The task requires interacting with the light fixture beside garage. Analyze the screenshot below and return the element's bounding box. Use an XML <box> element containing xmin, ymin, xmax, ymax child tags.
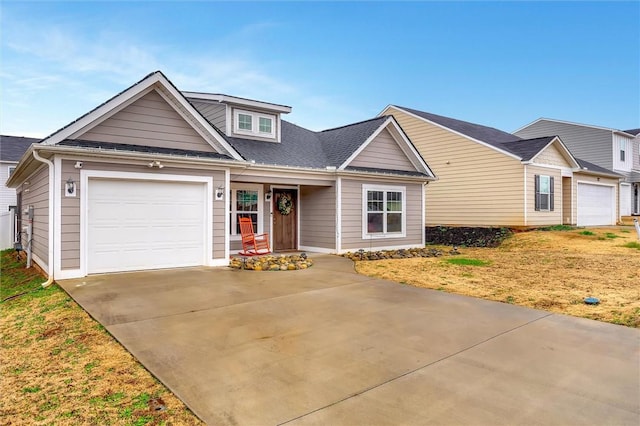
<box><xmin>147</xmin><ymin>160</ymin><xmax>164</xmax><ymax>169</ymax></box>
<box><xmin>65</xmin><ymin>178</ymin><xmax>77</xmax><ymax>197</ymax></box>
<box><xmin>215</xmin><ymin>186</ymin><xmax>225</xmax><ymax>201</ymax></box>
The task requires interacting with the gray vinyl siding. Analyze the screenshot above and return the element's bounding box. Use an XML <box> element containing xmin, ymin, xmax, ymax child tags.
<box><xmin>1</xmin><ymin>162</ymin><xmax>18</xmax><ymax>212</ymax></box>
<box><xmin>340</xmin><ymin>179</ymin><xmax>422</xmax><ymax>250</ymax></box>
<box><xmin>60</xmin><ymin>159</ymin><xmax>226</xmax><ymax>270</ymax></box>
<box><xmin>190</xmin><ymin>101</ymin><xmax>226</xmax><ymax>132</ymax></box>
<box><xmin>632</xmin><ymin>139</ymin><xmax>640</xmax><ymax>171</ymax></box>
<box><xmin>79</xmin><ymin>90</ymin><xmax>217</xmax><ymax>153</ymax></box>
<box><xmin>349</xmin><ymin>128</ymin><xmax>415</xmax><ymax>171</ymax></box>
<box><xmin>515</xmin><ymin>121</ymin><xmax>613</xmax><ymax>170</ymax></box>
<box><xmin>19</xmin><ymin>165</ymin><xmax>49</xmax><ymax>270</ymax></box>
<box><xmin>300</xmin><ymin>185</ymin><xmax>336</xmax><ymax>249</ymax></box>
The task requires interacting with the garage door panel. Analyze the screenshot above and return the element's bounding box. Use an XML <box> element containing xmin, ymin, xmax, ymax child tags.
<box><xmin>577</xmin><ymin>183</ymin><xmax>615</xmax><ymax>226</ymax></box>
<box><xmin>88</xmin><ymin>179</ymin><xmax>207</xmax><ymax>273</ymax></box>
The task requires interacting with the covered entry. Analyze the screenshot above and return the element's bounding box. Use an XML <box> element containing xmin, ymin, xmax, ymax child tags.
<box><xmin>86</xmin><ymin>177</ymin><xmax>209</xmax><ymax>273</ymax></box>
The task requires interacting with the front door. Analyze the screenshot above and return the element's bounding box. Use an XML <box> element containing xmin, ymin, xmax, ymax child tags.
<box><xmin>273</xmin><ymin>188</ymin><xmax>297</xmax><ymax>251</ymax></box>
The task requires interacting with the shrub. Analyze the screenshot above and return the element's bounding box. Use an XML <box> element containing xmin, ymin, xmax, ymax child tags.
<box><xmin>425</xmin><ymin>226</ymin><xmax>511</xmax><ymax>247</ymax></box>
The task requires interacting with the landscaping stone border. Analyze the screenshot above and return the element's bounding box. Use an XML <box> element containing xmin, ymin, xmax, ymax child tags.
<box><xmin>425</xmin><ymin>226</ymin><xmax>512</xmax><ymax>247</ymax></box>
<box><xmin>229</xmin><ymin>254</ymin><xmax>313</xmax><ymax>271</ymax></box>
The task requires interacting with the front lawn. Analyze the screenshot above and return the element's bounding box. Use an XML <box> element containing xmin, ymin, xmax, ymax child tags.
<box><xmin>0</xmin><ymin>250</ymin><xmax>202</xmax><ymax>425</ymax></box>
<box><xmin>355</xmin><ymin>227</ymin><xmax>640</xmax><ymax>327</ymax></box>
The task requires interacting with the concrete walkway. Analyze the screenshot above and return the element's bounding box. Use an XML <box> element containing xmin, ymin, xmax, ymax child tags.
<box><xmin>58</xmin><ymin>255</ymin><xmax>640</xmax><ymax>425</ymax></box>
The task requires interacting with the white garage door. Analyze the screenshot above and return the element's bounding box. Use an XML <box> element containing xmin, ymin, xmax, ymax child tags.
<box><xmin>88</xmin><ymin>179</ymin><xmax>207</xmax><ymax>274</ymax></box>
<box><xmin>577</xmin><ymin>183</ymin><xmax>615</xmax><ymax>226</ymax></box>
<box><xmin>620</xmin><ymin>183</ymin><xmax>632</xmax><ymax>217</ymax></box>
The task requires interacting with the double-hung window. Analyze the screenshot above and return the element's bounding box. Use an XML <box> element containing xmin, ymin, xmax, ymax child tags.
<box><xmin>233</xmin><ymin>109</ymin><xmax>276</xmax><ymax>138</ymax></box>
<box><xmin>8</xmin><ymin>166</ymin><xmax>16</xmax><ymax>177</ymax></box>
<box><xmin>534</xmin><ymin>175</ymin><xmax>554</xmax><ymax>211</ymax></box>
<box><xmin>363</xmin><ymin>184</ymin><xmax>406</xmax><ymax>238</ymax></box>
<box><xmin>620</xmin><ymin>140</ymin><xmax>626</xmax><ymax>162</ymax></box>
<box><xmin>229</xmin><ymin>184</ymin><xmax>262</xmax><ymax>238</ymax></box>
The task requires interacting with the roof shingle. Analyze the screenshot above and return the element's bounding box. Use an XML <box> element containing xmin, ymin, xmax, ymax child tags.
<box><xmin>0</xmin><ymin>135</ymin><xmax>40</xmax><ymax>162</ymax></box>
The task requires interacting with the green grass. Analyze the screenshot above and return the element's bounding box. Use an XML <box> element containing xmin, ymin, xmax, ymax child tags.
<box><xmin>622</xmin><ymin>241</ymin><xmax>640</xmax><ymax>250</ymax></box>
<box><xmin>579</xmin><ymin>230</ymin><xmax>595</xmax><ymax>236</ymax></box>
<box><xmin>539</xmin><ymin>224</ymin><xmax>574</xmax><ymax>231</ymax></box>
<box><xmin>0</xmin><ymin>249</ymin><xmax>46</xmax><ymax>301</ymax></box>
<box><xmin>445</xmin><ymin>257</ymin><xmax>491</xmax><ymax>267</ymax></box>
<box><xmin>605</xmin><ymin>233</ymin><xmax>621</xmax><ymax>239</ymax></box>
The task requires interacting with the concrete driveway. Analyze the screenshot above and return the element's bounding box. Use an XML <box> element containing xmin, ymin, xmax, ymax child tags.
<box><xmin>58</xmin><ymin>255</ymin><xmax>639</xmax><ymax>425</ymax></box>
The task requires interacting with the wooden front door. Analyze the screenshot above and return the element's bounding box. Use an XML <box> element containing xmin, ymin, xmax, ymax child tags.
<box><xmin>273</xmin><ymin>188</ymin><xmax>297</xmax><ymax>251</ymax></box>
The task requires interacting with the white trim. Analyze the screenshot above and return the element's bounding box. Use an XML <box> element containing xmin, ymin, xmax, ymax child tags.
<box><xmin>182</xmin><ymin>92</ymin><xmax>292</xmax><ymax>113</ymax></box>
<box><xmin>232</xmin><ymin>108</ymin><xmax>277</xmax><ymax>139</ymax></box>
<box><xmin>527</xmin><ymin>136</ymin><xmax>580</xmax><ymax>169</ymax></box>
<box><xmin>524</xmin><ymin>166</ymin><xmax>528</xmax><ymax>226</ymax></box>
<box><xmin>55</xmin><ymin>269</ymin><xmax>83</xmax><ymax>280</ymax></box>
<box><xmin>53</xmin><ymin>156</ymin><xmax>62</xmax><ymax>276</ymax></box>
<box><xmin>80</xmin><ymin>170</ymin><xmax>214</xmax><ymax>275</ymax></box>
<box><xmin>224</xmin><ymin>168</ymin><xmax>230</xmax><ymax>261</ymax></box>
<box><xmin>576</xmin><ymin>180</ymin><xmax>617</xmax><ymax>226</ymax></box>
<box><xmin>339</xmin><ymin>117</ymin><xmax>435</xmax><ymax>178</ymax></box>
<box><xmin>339</xmin><ymin>119</ymin><xmax>389</xmax><ymax>170</ymax></box>
<box><xmin>336</xmin><ymin>177</ymin><xmax>342</xmax><ymax>253</ymax></box>
<box><xmin>229</xmin><ymin>183</ymin><xmax>264</xmax><ymax>240</ymax></box>
<box><xmin>514</xmin><ymin>117</ymin><xmax>636</xmax><ymax>137</ymax></box>
<box><xmin>31</xmin><ymin>252</ymin><xmax>49</xmax><ymax>274</ymax></box>
<box><xmin>298</xmin><ymin>245</ymin><xmax>335</xmax><ymax>254</ymax></box>
<box><xmin>336</xmin><ymin>243</ymin><xmax>418</xmax><ymax>255</ymax></box>
<box><xmin>362</xmin><ymin>183</ymin><xmax>407</xmax><ymax>239</ymax></box>
<box><xmin>7</xmin><ymin>165</ymin><xmax>16</xmax><ymax>177</ymax></box>
<box><xmin>524</xmin><ymin>162</ymin><xmax>574</xmax><ymax>175</ymax></box>
<box><xmin>421</xmin><ymin>183</ymin><xmax>426</xmax><ymax>247</ymax></box>
<box><xmin>210</xmin><ymin>258</ymin><xmax>230</xmax><ymax>267</ymax></box>
<box><xmin>380</xmin><ymin>105</ymin><xmax>522</xmax><ymax>161</ymax></box>
<box><xmin>40</xmin><ymin>72</ymin><xmax>244</xmax><ymax>161</ymax></box>
<box><xmin>225</xmin><ymin>105</ymin><xmax>232</xmax><ymax>136</ymax></box>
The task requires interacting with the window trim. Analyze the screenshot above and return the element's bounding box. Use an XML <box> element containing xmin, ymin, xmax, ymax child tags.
<box><xmin>362</xmin><ymin>184</ymin><xmax>406</xmax><ymax>239</ymax></box>
<box><xmin>229</xmin><ymin>183</ymin><xmax>263</xmax><ymax>240</ymax></box>
<box><xmin>620</xmin><ymin>139</ymin><xmax>626</xmax><ymax>162</ymax></box>
<box><xmin>233</xmin><ymin>108</ymin><xmax>276</xmax><ymax>138</ymax></box>
<box><xmin>8</xmin><ymin>166</ymin><xmax>16</xmax><ymax>178</ymax></box>
<box><xmin>534</xmin><ymin>174</ymin><xmax>554</xmax><ymax>212</ymax></box>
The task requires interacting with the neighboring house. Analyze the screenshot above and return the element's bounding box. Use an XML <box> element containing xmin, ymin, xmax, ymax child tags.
<box><xmin>1</xmin><ymin>135</ymin><xmax>40</xmax><ymax>249</ymax></box>
<box><xmin>515</xmin><ymin>119</ymin><xmax>640</xmax><ymax>217</ymax></box>
<box><xmin>379</xmin><ymin>106</ymin><xmax>621</xmax><ymax>227</ymax></box>
<box><xmin>6</xmin><ymin>71</ymin><xmax>435</xmax><ymax>279</ymax></box>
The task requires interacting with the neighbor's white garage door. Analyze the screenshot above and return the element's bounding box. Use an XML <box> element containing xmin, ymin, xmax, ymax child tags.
<box><xmin>620</xmin><ymin>183</ymin><xmax>632</xmax><ymax>217</ymax></box>
<box><xmin>577</xmin><ymin>183</ymin><xmax>615</xmax><ymax>226</ymax></box>
<box><xmin>88</xmin><ymin>179</ymin><xmax>207</xmax><ymax>274</ymax></box>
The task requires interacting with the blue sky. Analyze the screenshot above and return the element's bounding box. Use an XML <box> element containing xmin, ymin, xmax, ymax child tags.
<box><xmin>1</xmin><ymin>1</ymin><xmax>639</xmax><ymax>138</ymax></box>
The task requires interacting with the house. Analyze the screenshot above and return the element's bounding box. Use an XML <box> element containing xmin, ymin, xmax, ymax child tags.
<box><xmin>1</xmin><ymin>135</ymin><xmax>40</xmax><ymax>248</ymax></box>
<box><xmin>515</xmin><ymin>119</ymin><xmax>640</xmax><ymax>217</ymax></box>
<box><xmin>6</xmin><ymin>71</ymin><xmax>435</xmax><ymax>280</ymax></box>
<box><xmin>379</xmin><ymin>106</ymin><xmax>621</xmax><ymax>227</ymax></box>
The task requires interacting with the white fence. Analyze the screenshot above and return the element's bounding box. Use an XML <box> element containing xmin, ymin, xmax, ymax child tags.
<box><xmin>0</xmin><ymin>210</ymin><xmax>16</xmax><ymax>250</ymax></box>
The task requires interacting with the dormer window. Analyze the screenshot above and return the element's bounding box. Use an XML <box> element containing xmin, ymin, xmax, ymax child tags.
<box><xmin>234</xmin><ymin>108</ymin><xmax>276</xmax><ymax>138</ymax></box>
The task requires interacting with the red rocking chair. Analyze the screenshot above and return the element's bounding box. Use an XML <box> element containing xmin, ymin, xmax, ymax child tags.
<box><xmin>238</xmin><ymin>217</ymin><xmax>271</xmax><ymax>256</ymax></box>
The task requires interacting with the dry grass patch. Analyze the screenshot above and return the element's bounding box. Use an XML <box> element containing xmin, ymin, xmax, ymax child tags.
<box><xmin>0</xmin><ymin>250</ymin><xmax>202</xmax><ymax>425</ymax></box>
<box><xmin>356</xmin><ymin>227</ymin><xmax>640</xmax><ymax>327</ymax></box>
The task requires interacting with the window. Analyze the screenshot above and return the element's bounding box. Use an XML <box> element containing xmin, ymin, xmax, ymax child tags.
<box><xmin>534</xmin><ymin>175</ymin><xmax>554</xmax><ymax>211</ymax></box>
<box><xmin>259</xmin><ymin>117</ymin><xmax>272</xmax><ymax>134</ymax></box>
<box><xmin>233</xmin><ymin>109</ymin><xmax>276</xmax><ymax>138</ymax></box>
<box><xmin>620</xmin><ymin>140</ymin><xmax>626</xmax><ymax>162</ymax></box>
<box><xmin>238</xmin><ymin>113</ymin><xmax>252</xmax><ymax>131</ymax></box>
<box><xmin>8</xmin><ymin>166</ymin><xmax>16</xmax><ymax>177</ymax></box>
<box><xmin>363</xmin><ymin>184</ymin><xmax>406</xmax><ymax>238</ymax></box>
<box><xmin>229</xmin><ymin>185</ymin><xmax>263</xmax><ymax>238</ymax></box>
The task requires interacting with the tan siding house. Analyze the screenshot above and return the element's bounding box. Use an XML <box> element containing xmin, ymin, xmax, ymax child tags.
<box><xmin>7</xmin><ymin>71</ymin><xmax>435</xmax><ymax>280</ymax></box>
<box><xmin>380</xmin><ymin>106</ymin><xmax>620</xmax><ymax>227</ymax></box>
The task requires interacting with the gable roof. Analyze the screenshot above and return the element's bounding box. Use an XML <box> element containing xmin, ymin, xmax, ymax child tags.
<box><xmin>220</xmin><ymin>115</ymin><xmax>434</xmax><ymax>177</ymax></box>
<box><xmin>575</xmin><ymin>158</ymin><xmax>621</xmax><ymax>177</ymax></box>
<box><xmin>384</xmin><ymin>105</ymin><xmax>581</xmax><ymax>165</ymax></box>
<box><xmin>38</xmin><ymin>71</ymin><xmax>244</xmax><ymax>161</ymax></box>
<box><xmin>0</xmin><ymin>135</ymin><xmax>41</xmax><ymax>162</ymax></box>
<box><xmin>515</xmin><ymin>118</ymin><xmax>638</xmax><ymax>138</ymax></box>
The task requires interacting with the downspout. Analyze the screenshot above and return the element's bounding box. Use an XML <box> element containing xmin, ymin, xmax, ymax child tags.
<box><xmin>31</xmin><ymin>150</ymin><xmax>55</xmax><ymax>288</ymax></box>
